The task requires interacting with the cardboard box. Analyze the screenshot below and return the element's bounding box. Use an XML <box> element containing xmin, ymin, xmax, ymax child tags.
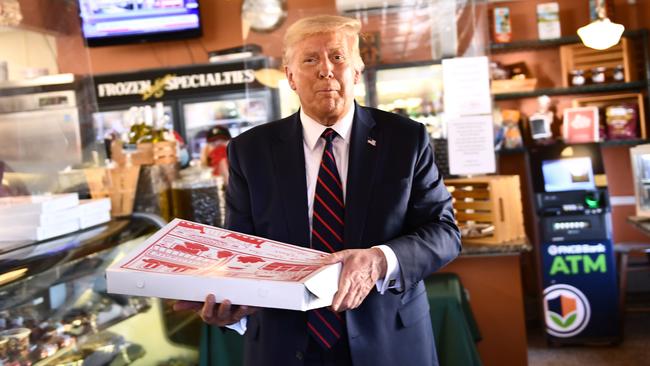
<box><xmin>0</xmin><ymin>193</ymin><xmax>79</xmax><ymax>216</ymax></box>
<box><xmin>0</xmin><ymin>219</ymin><xmax>80</xmax><ymax>242</ymax></box>
<box><xmin>106</xmin><ymin>219</ymin><xmax>341</xmax><ymax>311</ymax></box>
<box><xmin>0</xmin><ymin>194</ymin><xmax>82</xmax><ymax>242</ymax></box>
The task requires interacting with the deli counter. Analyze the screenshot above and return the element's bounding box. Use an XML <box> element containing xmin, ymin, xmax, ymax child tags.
<box><xmin>0</xmin><ymin>216</ymin><xmax>200</xmax><ymax>365</ymax></box>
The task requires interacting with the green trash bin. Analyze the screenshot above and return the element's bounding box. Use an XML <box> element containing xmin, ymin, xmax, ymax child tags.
<box><xmin>425</xmin><ymin>273</ymin><xmax>482</xmax><ymax>366</ymax></box>
<box><xmin>200</xmin><ymin>324</ymin><xmax>244</xmax><ymax>366</ymax></box>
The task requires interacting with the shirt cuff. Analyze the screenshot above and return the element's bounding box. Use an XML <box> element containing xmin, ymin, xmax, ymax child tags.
<box><xmin>224</xmin><ymin>316</ymin><xmax>248</xmax><ymax>335</ymax></box>
<box><xmin>373</xmin><ymin>245</ymin><xmax>403</xmax><ymax>294</ymax></box>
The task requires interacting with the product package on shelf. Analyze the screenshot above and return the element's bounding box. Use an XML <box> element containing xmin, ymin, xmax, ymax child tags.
<box><xmin>492</xmin><ymin>7</ymin><xmax>512</xmax><ymax>43</ymax></box>
<box><xmin>536</xmin><ymin>2</ymin><xmax>561</xmax><ymax>40</ymax></box>
<box><xmin>0</xmin><ymin>194</ymin><xmax>82</xmax><ymax>242</ymax></box>
<box><xmin>563</xmin><ymin>106</ymin><xmax>600</xmax><ymax>143</ymax></box>
<box><xmin>106</xmin><ymin>219</ymin><xmax>341</xmax><ymax>311</ymax></box>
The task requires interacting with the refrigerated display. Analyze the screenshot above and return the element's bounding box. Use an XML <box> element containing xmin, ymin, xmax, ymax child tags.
<box><xmin>181</xmin><ymin>90</ymin><xmax>274</xmax><ymax>158</ymax></box>
<box><xmin>630</xmin><ymin>144</ymin><xmax>650</xmax><ymax>217</ymax></box>
<box><xmin>92</xmin><ymin>103</ymin><xmax>175</xmax><ymax>146</ymax></box>
<box><xmin>371</xmin><ymin>63</ymin><xmax>445</xmax><ymax>138</ymax></box>
<box><xmin>365</xmin><ymin>62</ymin><xmax>452</xmax><ymax>177</ymax></box>
<box><xmin>0</xmin><ymin>217</ymin><xmax>200</xmax><ymax>365</ymax></box>
<box><xmin>91</xmin><ymin>56</ymin><xmax>281</xmax><ymax>160</ymax></box>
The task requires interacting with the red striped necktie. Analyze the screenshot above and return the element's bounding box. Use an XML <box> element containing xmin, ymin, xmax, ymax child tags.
<box><xmin>308</xmin><ymin>128</ymin><xmax>345</xmax><ymax>349</ymax></box>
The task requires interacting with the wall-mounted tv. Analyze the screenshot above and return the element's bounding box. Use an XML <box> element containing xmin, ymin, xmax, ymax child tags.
<box><xmin>78</xmin><ymin>0</ymin><xmax>202</xmax><ymax>47</ymax></box>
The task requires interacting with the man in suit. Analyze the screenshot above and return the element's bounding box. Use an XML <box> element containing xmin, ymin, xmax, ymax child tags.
<box><xmin>176</xmin><ymin>15</ymin><xmax>461</xmax><ymax>366</ymax></box>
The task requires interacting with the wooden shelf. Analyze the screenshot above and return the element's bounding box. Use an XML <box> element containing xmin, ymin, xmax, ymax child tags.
<box><xmin>600</xmin><ymin>138</ymin><xmax>647</xmax><ymax>147</ymax></box>
<box><xmin>493</xmin><ymin>81</ymin><xmax>647</xmax><ymax>100</ymax></box>
<box><xmin>489</xmin><ymin>29</ymin><xmax>648</xmax><ymax>53</ymax></box>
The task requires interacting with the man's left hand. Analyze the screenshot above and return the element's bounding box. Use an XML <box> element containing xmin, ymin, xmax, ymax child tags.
<box><xmin>321</xmin><ymin>248</ymin><xmax>387</xmax><ymax>312</ymax></box>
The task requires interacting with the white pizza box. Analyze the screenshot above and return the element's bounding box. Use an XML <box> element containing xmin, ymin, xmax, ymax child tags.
<box><xmin>0</xmin><ymin>193</ymin><xmax>79</xmax><ymax>216</ymax></box>
<box><xmin>106</xmin><ymin>218</ymin><xmax>341</xmax><ymax>311</ymax></box>
<box><xmin>0</xmin><ymin>218</ymin><xmax>80</xmax><ymax>242</ymax></box>
<box><xmin>79</xmin><ymin>198</ymin><xmax>111</xmax><ymax>216</ymax></box>
<box><xmin>79</xmin><ymin>210</ymin><xmax>111</xmax><ymax>229</ymax></box>
<box><xmin>0</xmin><ymin>205</ymin><xmax>81</xmax><ymax>227</ymax></box>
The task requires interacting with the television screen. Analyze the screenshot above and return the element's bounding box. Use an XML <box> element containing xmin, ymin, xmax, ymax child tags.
<box><xmin>542</xmin><ymin>157</ymin><xmax>596</xmax><ymax>192</ymax></box>
<box><xmin>78</xmin><ymin>0</ymin><xmax>202</xmax><ymax>47</ymax></box>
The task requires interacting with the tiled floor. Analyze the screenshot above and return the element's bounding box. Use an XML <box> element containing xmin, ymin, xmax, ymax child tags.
<box><xmin>528</xmin><ymin>312</ymin><xmax>650</xmax><ymax>366</ymax></box>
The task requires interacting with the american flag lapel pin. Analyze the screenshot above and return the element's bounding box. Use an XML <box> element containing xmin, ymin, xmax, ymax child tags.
<box><xmin>367</xmin><ymin>138</ymin><xmax>376</xmax><ymax>146</ymax></box>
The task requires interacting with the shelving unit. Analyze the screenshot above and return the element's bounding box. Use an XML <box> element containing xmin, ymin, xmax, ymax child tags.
<box><xmin>489</xmin><ymin>29</ymin><xmax>648</xmax><ymax>53</ymax></box>
<box><xmin>490</xmin><ymin>28</ymin><xmax>650</xmax><ymax>141</ymax></box>
<box><xmin>494</xmin><ymin>81</ymin><xmax>647</xmax><ymax>100</ymax></box>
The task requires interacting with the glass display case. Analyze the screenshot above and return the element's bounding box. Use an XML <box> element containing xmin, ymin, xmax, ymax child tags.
<box><xmin>372</xmin><ymin>63</ymin><xmax>445</xmax><ymax>138</ymax></box>
<box><xmin>630</xmin><ymin>144</ymin><xmax>650</xmax><ymax>217</ymax></box>
<box><xmin>0</xmin><ymin>217</ymin><xmax>200</xmax><ymax>366</ymax></box>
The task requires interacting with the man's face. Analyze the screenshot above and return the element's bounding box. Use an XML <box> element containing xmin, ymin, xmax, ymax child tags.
<box><xmin>285</xmin><ymin>32</ymin><xmax>361</xmax><ymax>126</ymax></box>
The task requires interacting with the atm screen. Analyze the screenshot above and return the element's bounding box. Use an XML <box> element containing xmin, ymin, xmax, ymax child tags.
<box><xmin>542</xmin><ymin>157</ymin><xmax>596</xmax><ymax>192</ymax></box>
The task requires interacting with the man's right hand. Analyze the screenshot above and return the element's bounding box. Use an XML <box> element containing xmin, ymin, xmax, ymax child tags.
<box><xmin>173</xmin><ymin>294</ymin><xmax>258</xmax><ymax>326</ymax></box>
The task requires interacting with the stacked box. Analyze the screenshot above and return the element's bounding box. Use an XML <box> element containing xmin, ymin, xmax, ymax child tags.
<box><xmin>446</xmin><ymin>175</ymin><xmax>525</xmax><ymax>245</ymax></box>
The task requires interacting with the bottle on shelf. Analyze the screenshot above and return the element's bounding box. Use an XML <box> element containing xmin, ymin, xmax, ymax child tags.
<box><xmin>136</xmin><ymin>105</ymin><xmax>154</xmax><ymax>144</ymax></box>
<box><xmin>152</xmin><ymin>102</ymin><xmax>165</xmax><ymax>143</ymax></box>
<box><xmin>126</xmin><ymin>106</ymin><xmax>140</xmax><ymax>144</ymax></box>
<box><xmin>528</xmin><ymin>95</ymin><xmax>554</xmax><ymax>141</ymax></box>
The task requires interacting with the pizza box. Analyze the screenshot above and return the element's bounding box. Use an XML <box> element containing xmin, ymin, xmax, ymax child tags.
<box><xmin>106</xmin><ymin>219</ymin><xmax>341</xmax><ymax>311</ymax></box>
<box><xmin>0</xmin><ymin>218</ymin><xmax>80</xmax><ymax>242</ymax></box>
<box><xmin>0</xmin><ymin>205</ymin><xmax>81</xmax><ymax>227</ymax></box>
<box><xmin>79</xmin><ymin>198</ymin><xmax>111</xmax><ymax>215</ymax></box>
<box><xmin>0</xmin><ymin>193</ymin><xmax>79</xmax><ymax>216</ymax></box>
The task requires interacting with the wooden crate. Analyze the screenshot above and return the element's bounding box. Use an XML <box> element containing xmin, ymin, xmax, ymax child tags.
<box><xmin>572</xmin><ymin>93</ymin><xmax>646</xmax><ymax>139</ymax></box>
<box><xmin>111</xmin><ymin>141</ymin><xmax>177</xmax><ymax>166</ymax></box>
<box><xmin>560</xmin><ymin>37</ymin><xmax>637</xmax><ymax>87</ymax></box>
<box><xmin>446</xmin><ymin>175</ymin><xmax>525</xmax><ymax>245</ymax></box>
<box><xmin>491</xmin><ymin>78</ymin><xmax>538</xmax><ymax>94</ymax></box>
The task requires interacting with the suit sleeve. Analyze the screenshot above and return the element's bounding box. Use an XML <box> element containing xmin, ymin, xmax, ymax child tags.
<box><xmin>384</xmin><ymin>124</ymin><xmax>461</xmax><ymax>292</ymax></box>
<box><xmin>225</xmin><ymin>139</ymin><xmax>254</xmax><ymax>234</ymax></box>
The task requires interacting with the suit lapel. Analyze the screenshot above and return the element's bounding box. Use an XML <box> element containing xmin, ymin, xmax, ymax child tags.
<box><xmin>345</xmin><ymin>105</ymin><xmax>379</xmax><ymax>248</ymax></box>
<box><xmin>271</xmin><ymin>113</ymin><xmax>311</xmax><ymax>247</ymax></box>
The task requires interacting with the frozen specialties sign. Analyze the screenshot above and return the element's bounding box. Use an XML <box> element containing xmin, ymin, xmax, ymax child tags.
<box><xmin>97</xmin><ymin>70</ymin><xmax>256</xmax><ymax>100</ymax></box>
<box><xmin>106</xmin><ymin>219</ymin><xmax>341</xmax><ymax>311</ymax></box>
<box><xmin>92</xmin><ymin>57</ymin><xmax>274</xmax><ymax>105</ymax></box>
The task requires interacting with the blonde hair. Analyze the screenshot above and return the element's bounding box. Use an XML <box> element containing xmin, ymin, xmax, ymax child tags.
<box><xmin>283</xmin><ymin>15</ymin><xmax>365</xmax><ymax>72</ymax></box>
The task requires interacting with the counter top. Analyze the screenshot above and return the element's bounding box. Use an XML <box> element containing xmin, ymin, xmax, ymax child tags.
<box><xmin>0</xmin><ymin>216</ymin><xmax>159</xmax><ymax>288</ymax></box>
<box><xmin>627</xmin><ymin>216</ymin><xmax>650</xmax><ymax>237</ymax></box>
<box><xmin>460</xmin><ymin>239</ymin><xmax>532</xmax><ymax>257</ymax></box>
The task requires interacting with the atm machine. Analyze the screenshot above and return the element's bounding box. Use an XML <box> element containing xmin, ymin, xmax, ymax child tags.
<box><xmin>529</xmin><ymin>143</ymin><xmax>620</xmax><ymax>345</ymax></box>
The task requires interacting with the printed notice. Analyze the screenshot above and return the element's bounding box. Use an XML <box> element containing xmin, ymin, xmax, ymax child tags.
<box><xmin>442</xmin><ymin>56</ymin><xmax>492</xmax><ymax>117</ymax></box>
<box><xmin>447</xmin><ymin>115</ymin><xmax>496</xmax><ymax>175</ymax></box>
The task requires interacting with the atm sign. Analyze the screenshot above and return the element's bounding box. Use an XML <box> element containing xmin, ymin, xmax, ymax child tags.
<box><xmin>547</xmin><ymin>244</ymin><xmax>607</xmax><ymax>275</ymax></box>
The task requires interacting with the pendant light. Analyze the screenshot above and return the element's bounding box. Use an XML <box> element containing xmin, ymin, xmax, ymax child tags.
<box><xmin>577</xmin><ymin>0</ymin><xmax>625</xmax><ymax>50</ymax></box>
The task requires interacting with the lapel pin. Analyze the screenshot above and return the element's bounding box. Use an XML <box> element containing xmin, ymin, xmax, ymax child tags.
<box><xmin>367</xmin><ymin>138</ymin><xmax>376</xmax><ymax>146</ymax></box>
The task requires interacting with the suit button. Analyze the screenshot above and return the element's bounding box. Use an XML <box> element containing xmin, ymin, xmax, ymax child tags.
<box><xmin>295</xmin><ymin>351</ymin><xmax>303</xmax><ymax>360</ymax></box>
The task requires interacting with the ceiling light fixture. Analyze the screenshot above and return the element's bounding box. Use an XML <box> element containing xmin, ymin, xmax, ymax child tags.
<box><xmin>577</xmin><ymin>0</ymin><xmax>625</xmax><ymax>50</ymax></box>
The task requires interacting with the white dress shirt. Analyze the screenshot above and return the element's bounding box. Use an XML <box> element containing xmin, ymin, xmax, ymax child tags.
<box><xmin>227</xmin><ymin>105</ymin><xmax>402</xmax><ymax>334</ymax></box>
<box><xmin>300</xmin><ymin>106</ymin><xmax>402</xmax><ymax>294</ymax></box>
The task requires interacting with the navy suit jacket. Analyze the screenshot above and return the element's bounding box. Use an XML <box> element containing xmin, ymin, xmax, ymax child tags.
<box><xmin>225</xmin><ymin>105</ymin><xmax>461</xmax><ymax>366</ymax></box>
